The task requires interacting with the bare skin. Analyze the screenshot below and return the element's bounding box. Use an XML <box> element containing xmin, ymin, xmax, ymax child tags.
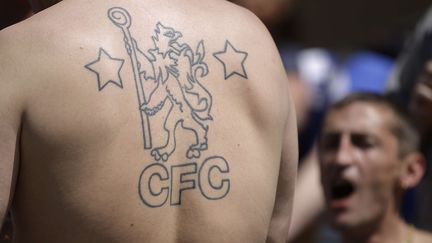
<box><xmin>0</xmin><ymin>0</ymin><xmax>298</xmax><ymax>242</ymax></box>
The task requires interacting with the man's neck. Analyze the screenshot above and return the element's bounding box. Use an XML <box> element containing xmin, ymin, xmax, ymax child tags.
<box><xmin>341</xmin><ymin>211</ymin><xmax>409</xmax><ymax>243</ymax></box>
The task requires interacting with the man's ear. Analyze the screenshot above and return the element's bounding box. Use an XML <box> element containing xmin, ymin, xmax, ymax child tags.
<box><xmin>399</xmin><ymin>152</ymin><xmax>426</xmax><ymax>190</ymax></box>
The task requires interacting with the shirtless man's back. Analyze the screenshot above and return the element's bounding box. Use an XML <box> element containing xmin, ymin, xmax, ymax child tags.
<box><xmin>0</xmin><ymin>0</ymin><xmax>298</xmax><ymax>242</ymax></box>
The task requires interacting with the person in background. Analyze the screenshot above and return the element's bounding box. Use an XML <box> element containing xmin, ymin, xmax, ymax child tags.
<box><xmin>318</xmin><ymin>92</ymin><xmax>432</xmax><ymax>243</ymax></box>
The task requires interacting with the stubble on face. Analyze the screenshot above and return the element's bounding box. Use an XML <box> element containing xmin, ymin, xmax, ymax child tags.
<box><xmin>319</xmin><ymin>103</ymin><xmax>403</xmax><ymax>231</ymax></box>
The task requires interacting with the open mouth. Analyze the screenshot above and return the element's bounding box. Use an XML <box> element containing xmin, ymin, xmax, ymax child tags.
<box><xmin>331</xmin><ymin>179</ymin><xmax>355</xmax><ymax>200</ymax></box>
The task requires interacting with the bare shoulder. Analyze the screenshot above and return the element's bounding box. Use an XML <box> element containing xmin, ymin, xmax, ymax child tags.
<box><xmin>0</xmin><ymin>22</ymin><xmax>54</xmax><ymax>116</ymax></box>
<box><xmin>215</xmin><ymin>1</ymin><xmax>271</xmax><ymax>31</ymax></box>
<box><xmin>0</xmin><ymin>26</ymin><xmax>31</xmax><ymax>148</ymax></box>
<box><xmin>208</xmin><ymin>0</ymin><xmax>290</xmax><ymax>99</ymax></box>
<box><xmin>214</xmin><ymin>1</ymin><xmax>281</xmax><ymax>58</ymax></box>
<box><xmin>0</xmin><ymin>23</ymin><xmax>31</xmax><ymax>70</ymax></box>
<box><xmin>0</xmin><ymin>8</ymin><xmax>90</xmax><ymax>122</ymax></box>
<box><xmin>0</xmin><ymin>13</ymin><xmax>61</xmax><ymax>75</ymax></box>
<box><xmin>0</xmin><ymin>23</ymin><xmax>34</xmax><ymax>108</ymax></box>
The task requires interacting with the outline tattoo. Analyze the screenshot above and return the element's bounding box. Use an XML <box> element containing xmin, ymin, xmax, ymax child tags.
<box><xmin>108</xmin><ymin>7</ymin><xmax>213</xmax><ymax>161</ymax></box>
<box><xmin>85</xmin><ymin>48</ymin><xmax>125</xmax><ymax>91</ymax></box>
<box><xmin>84</xmin><ymin>7</ymin><xmax>233</xmax><ymax>207</ymax></box>
<box><xmin>213</xmin><ymin>40</ymin><xmax>248</xmax><ymax>80</ymax></box>
<box><xmin>138</xmin><ymin>157</ymin><xmax>231</xmax><ymax>207</ymax></box>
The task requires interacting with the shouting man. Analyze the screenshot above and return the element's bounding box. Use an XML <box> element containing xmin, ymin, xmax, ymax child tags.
<box><xmin>318</xmin><ymin>93</ymin><xmax>432</xmax><ymax>243</ymax></box>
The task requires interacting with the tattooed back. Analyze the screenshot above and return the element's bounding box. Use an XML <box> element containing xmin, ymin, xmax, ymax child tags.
<box><xmin>0</xmin><ymin>0</ymin><xmax>298</xmax><ymax>242</ymax></box>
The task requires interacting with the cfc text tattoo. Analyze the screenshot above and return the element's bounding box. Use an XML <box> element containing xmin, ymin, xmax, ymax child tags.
<box><xmin>138</xmin><ymin>156</ymin><xmax>230</xmax><ymax>207</ymax></box>
<box><xmin>84</xmin><ymin>7</ymin><xmax>251</xmax><ymax>207</ymax></box>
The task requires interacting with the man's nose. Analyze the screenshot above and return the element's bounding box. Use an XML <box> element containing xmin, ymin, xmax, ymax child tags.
<box><xmin>334</xmin><ymin>135</ymin><xmax>354</xmax><ymax>166</ymax></box>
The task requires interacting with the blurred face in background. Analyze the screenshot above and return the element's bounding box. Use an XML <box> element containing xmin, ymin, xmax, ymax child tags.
<box><xmin>318</xmin><ymin>102</ymin><xmax>403</xmax><ymax>231</ymax></box>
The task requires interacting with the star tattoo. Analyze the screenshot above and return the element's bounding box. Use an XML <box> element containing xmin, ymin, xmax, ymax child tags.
<box><xmin>85</xmin><ymin>48</ymin><xmax>125</xmax><ymax>91</ymax></box>
<box><xmin>213</xmin><ymin>40</ymin><xmax>248</xmax><ymax>80</ymax></box>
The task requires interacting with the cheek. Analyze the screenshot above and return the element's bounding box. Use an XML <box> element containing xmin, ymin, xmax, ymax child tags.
<box><xmin>318</xmin><ymin>153</ymin><xmax>334</xmax><ymax>169</ymax></box>
<box><xmin>318</xmin><ymin>166</ymin><xmax>332</xmax><ymax>198</ymax></box>
<box><xmin>318</xmin><ymin>167</ymin><xmax>328</xmax><ymax>188</ymax></box>
<box><xmin>363</xmin><ymin>149</ymin><xmax>399</xmax><ymax>178</ymax></box>
<box><xmin>362</xmin><ymin>164</ymin><xmax>398</xmax><ymax>206</ymax></box>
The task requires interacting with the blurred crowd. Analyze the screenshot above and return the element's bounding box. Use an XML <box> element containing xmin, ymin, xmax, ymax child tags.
<box><xmin>2</xmin><ymin>0</ymin><xmax>432</xmax><ymax>242</ymax></box>
<box><xmin>233</xmin><ymin>0</ymin><xmax>432</xmax><ymax>242</ymax></box>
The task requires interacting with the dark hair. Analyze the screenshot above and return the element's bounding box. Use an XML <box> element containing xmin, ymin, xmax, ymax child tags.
<box><xmin>325</xmin><ymin>92</ymin><xmax>420</xmax><ymax>158</ymax></box>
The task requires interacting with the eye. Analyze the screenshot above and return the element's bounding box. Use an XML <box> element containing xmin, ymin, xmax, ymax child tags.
<box><xmin>320</xmin><ymin>133</ymin><xmax>340</xmax><ymax>151</ymax></box>
<box><xmin>351</xmin><ymin>134</ymin><xmax>375</xmax><ymax>149</ymax></box>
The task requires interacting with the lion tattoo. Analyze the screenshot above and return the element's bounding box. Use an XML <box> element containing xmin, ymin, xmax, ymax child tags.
<box><xmin>133</xmin><ymin>23</ymin><xmax>213</xmax><ymax>162</ymax></box>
